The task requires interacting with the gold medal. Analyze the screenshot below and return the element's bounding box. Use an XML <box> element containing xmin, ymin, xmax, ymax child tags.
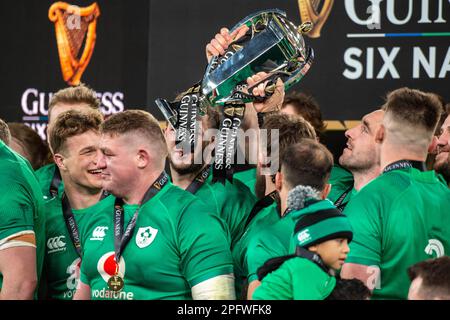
<box><xmin>108</xmin><ymin>275</ymin><xmax>124</xmax><ymax>292</ymax></box>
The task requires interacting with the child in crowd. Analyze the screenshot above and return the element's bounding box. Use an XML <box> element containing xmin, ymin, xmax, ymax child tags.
<box><xmin>252</xmin><ymin>186</ymin><xmax>356</xmax><ymax>300</ymax></box>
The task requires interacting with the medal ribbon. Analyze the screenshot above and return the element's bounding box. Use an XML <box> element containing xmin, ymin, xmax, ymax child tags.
<box><xmin>212</xmin><ymin>103</ymin><xmax>245</xmax><ymax>184</ymax></box>
<box><xmin>174</xmin><ymin>85</ymin><xmax>201</xmax><ymax>154</ymax></box>
<box><xmin>62</xmin><ymin>191</ymin><xmax>109</xmax><ymax>258</ymax></box>
<box><xmin>185</xmin><ymin>165</ymin><xmax>211</xmax><ymax>194</ymax></box>
<box><xmin>244</xmin><ymin>191</ymin><xmax>279</xmax><ymax>230</ymax></box>
<box><xmin>50</xmin><ymin>167</ymin><xmax>62</xmax><ymax>198</ymax></box>
<box><xmin>112</xmin><ymin>171</ymin><xmax>169</xmax><ymax>272</ymax></box>
<box><xmin>333</xmin><ymin>186</ymin><xmax>353</xmax><ymax>212</ymax></box>
<box><xmin>383</xmin><ymin>160</ymin><xmax>426</xmax><ymax>174</ymax></box>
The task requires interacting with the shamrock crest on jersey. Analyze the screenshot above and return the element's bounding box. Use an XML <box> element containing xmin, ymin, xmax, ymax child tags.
<box><xmin>135</xmin><ymin>226</ymin><xmax>158</xmax><ymax>249</ymax></box>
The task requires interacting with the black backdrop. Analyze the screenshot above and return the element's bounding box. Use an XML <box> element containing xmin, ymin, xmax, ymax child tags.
<box><xmin>1</xmin><ymin>0</ymin><xmax>449</xmax><ymax>158</ymax></box>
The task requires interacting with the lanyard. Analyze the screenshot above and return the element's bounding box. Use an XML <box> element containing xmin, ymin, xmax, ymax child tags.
<box><xmin>112</xmin><ymin>171</ymin><xmax>169</xmax><ymax>265</ymax></box>
<box><xmin>61</xmin><ymin>193</ymin><xmax>82</xmax><ymax>257</ymax></box>
<box><xmin>334</xmin><ymin>186</ymin><xmax>353</xmax><ymax>212</ymax></box>
<box><xmin>185</xmin><ymin>165</ymin><xmax>211</xmax><ymax>194</ymax></box>
<box><xmin>61</xmin><ymin>191</ymin><xmax>109</xmax><ymax>257</ymax></box>
<box><xmin>295</xmin><ymin>246</ymin><xmax>329</xmax><ymax>274</ymax></box>
<box><xmin>50</xmin><ymin>167</ymin><xmax>62</xmax><ymax>198</ymax></box>
<box><xmin>244</xmin><ymin>191</ymin><xmax>279</xmax><ymax>230</ymax></box>
<box><xmin>383</xmin><ymin>160</ymin><xmax>426</xmax><ymax>174</ymax></box>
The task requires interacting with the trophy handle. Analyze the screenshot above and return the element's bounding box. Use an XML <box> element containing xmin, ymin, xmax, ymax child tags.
<box><xmin>155</xmin><ymin>98</ymin><xmax>178</xmax><ymax>129</ymax></box>
<box><xmin>245</xmin><ymin>63</ymin><xmax>289</xmax><ymax>95</ymax></box>
<box><xmin>298</xmin><ymin>21</ymin><xmax>314</xmax><ymax>34</ymax></box>
<box><xmin>229</xmin><ymin>8</ymin><xmax>286</xmax><ymax>33</ymax></box>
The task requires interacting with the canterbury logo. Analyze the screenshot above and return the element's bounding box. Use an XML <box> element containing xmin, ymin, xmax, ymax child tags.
<box><xmin>49</xmin><ymin>2</ymin><xmax>100</xmax><ymax>85</ymax></box>
<box><xmin>90</xmin><ymin>226</ymin><xmax>108</xmax><ymax>241</ymax></box>
<box><xmin>297</xmin><ymin>229</ymin><xmax>311</xmax><ymax>244</ymax></box>
<box><xmin>47</xmin><ymin>235</ymin><xmax>66</xmax><ymax>253</ymax></box>
<box><xmin>298</xmin><ymin>0</ymin><xmax>334</xmax><ymax>38</ymax></box>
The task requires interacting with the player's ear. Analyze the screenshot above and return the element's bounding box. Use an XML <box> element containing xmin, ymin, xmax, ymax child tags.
<box><xmin>275</xmin><ymin>171</ymin><xmax>283</xmax><ymax>192</ymax></box>
<box><xmin>375</xmin><ymin>124</ymin><xmax>385</xmax><ymax>144</ymax></box>
<box><xmin>321</xmin><ymin>184</ymin><xmax>331</xmax><ymax>199</ymax></box>
<box><xmin>136</xmin><ymin>148</ymin><xmax>150</xmax><ymax>169</ymax></box>
<box><xmin>54</xmin><ymin>153</ymin><xmax>66</xmax><ymax>171</ymax></box>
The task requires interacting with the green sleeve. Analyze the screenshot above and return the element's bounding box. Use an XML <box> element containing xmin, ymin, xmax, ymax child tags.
<box><xmin>252</xmin><ymin>262</ymin><xmax>293</xmax><ymax>300</ymax></box>
<box><xmin>328</xmin><ymin>165</ymin><xmax>354</xmax><ymax>203</ymax></box>
<box><xmin>290</xmin><ymin>259</ymin><xmax>336</xmax><ymax>300</ymax></box>
<box><xmin>79</xmin><ymin>262</ymin><xmax>89</xmax><ymax>286</ymax></box>
<box><xmin>178</xmin><ymin>200</ymin><xmax>234</xmax><ymax>287</ymax></box>
<box><xmin>246</xmin><ymin>233</ymin><xmax>283</xmax><ymax>282</ymax></box>
<box><xmin>343</xmin><ymin>191</ymin><xmax>382</xmax><ymax>267</ymax></box>
<box><xmin>253</xmin><ymin>258</ymin><xmax>336</xmax><ymax>300</ymax></box>
<box><xmin>217</xmin><ymin>181</ymin><xmax>257</xmax><ymax>248</ymax></box>
<box><xmin>0</xmin><ymin>184</ymin><xmax>35</xmax><ymax>241</ymax></box>
<box><xmin>233</xmin><ymin>168</ymin><xmax>257</xmax><ymax>195</ymax></box>
<box><xmin>34</xmin><ymin>164</ymin><xmax>55</xmax><ymax>197</ymax></box>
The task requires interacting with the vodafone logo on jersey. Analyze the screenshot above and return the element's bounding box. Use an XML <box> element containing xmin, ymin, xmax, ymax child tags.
<box><xmin>97</xmin><ymin>252</ymin><xmax>126</xmax><ymax>283</ymax></box>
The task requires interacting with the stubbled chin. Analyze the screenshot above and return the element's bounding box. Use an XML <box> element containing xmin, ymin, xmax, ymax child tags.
<box><xmin>435</xmin><ymin>153</ymin><xmax>449</xmax><ymax>167</ymax></box>
<box><xmin>436</xmin><ymin>152</ymin><xmax>449</xmax><ymax>161</ymax></box>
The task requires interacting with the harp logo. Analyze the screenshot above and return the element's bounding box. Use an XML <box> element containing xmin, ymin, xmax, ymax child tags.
<box><xmin>298</xmin><ymin>0</ymin><xmax>334</xmax><ymax>38</ymax></box>
<box><xmin>49</xmin><ymin>2</ymin><xmax>100</xmax><ymax>86</ymax></box>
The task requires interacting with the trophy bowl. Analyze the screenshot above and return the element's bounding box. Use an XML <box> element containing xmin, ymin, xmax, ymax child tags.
<box><xmin>200</xmin><ymin>9</ymin><xmax>314</xmax><ymax>109</ymax></box>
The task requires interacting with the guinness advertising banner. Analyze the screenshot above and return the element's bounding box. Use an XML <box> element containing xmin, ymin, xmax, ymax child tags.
<box><xmin>1</xmin><ymin>0</ymin><xmax>449</xmax><ymax>141</ymax></box>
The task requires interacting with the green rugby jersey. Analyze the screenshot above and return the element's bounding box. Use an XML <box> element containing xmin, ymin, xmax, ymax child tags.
<box><xmin>193</xmin><ymin>173</ymin><xmax>257</xmax><ymax>249</ymax></box>
<box><xmin>246</xmin><ymin>212</ymin><xmax>294</xmax><ymax>282</ymax></box>
<box><xmin>233</xmin><ymin>168</ymin><xmax>257</xmax><ymax>196</ymax></box>
<box><xmin>246</xmin><ymin>199</ymin><xmax>337</xmax><ymax>283</ymax></box>
<box><xmin>344</xmin><ymin>167</ymin><xmax>450</xmax><ymax>299</ymax></box>
<box><xmin>0</xmin><ymin>141</ymin><xmax>46</xmax><ymax>298</ymax></box>
<box><xmin>35</xmin><ymin>163</ymin><xmax>64</xmax><ymax>199</ymax></box>
<box><xmin>79</xmin><ymin>182</ymin><xmax>234</xmax><ymax>300</ymax></box>
<box><xmin>328</xmin><ymin>164</ymin><xmax>354</xmax><ymax>206</ymax></box>
<box><xmin>252</xmin><ymin>257</ymin><xmax>335</xmax><ymax>300</ymax></box>
<box><xmin>42</xmin><ymin>195</ymin><xmax>114</xmax><ymax>300</ymax></box>
<box><xmin>232</xmin><ymin>202</ymin><xmax>279</xmax><ymax>283</ymax></box>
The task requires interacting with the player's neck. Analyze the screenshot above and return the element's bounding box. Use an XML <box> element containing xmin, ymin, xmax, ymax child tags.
<box><xmin>63</xmin><ymin>180</ymin><xmax>103</xmax><ymax>210</ymax></box>
<box><xmin>380</xmin><ymin>143</ymin><xmax>426</xmax><ymax>172</ymax></box>
<box><xmin>279</xmin><ymin>187</ymin><xmax>289</xmax><ymax>217</ymax></box>
<box><xmin>170</xmin><ymin>165</ymin><xmax>206</xmax><ymax>190</ymax></box>
<box><xmin>264</xmin><ymin>176</ymin><xmax>276</xmax><ymax>195</ymax></box>
<box><xmin>280</xmin><ymin>197</ymin><xmax>287</xmax><ymax>217</ymax></box>
<box><xmin>352</xmin><ymin>166</ymin><xmax>381</xmax><ymax>191</ymax></box>
<box><xmin>123</xmin><ymin>169</ymin><xmax>164</xmax><ymax>205</ymax></box>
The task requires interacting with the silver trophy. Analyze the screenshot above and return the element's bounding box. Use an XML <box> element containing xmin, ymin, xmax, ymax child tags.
<box><xmin>154</xmin><ymin>9</ymin><xmax>314</xmax><ymax>183</ymax></box>
<box><xmin>198</xmin><ymin>9</ymin><xmax>314</xmax><ymax>109</ymax></box>
<box><xmin>156</xmin><ymin>9</ymin><xmax>314</xmax><ymax>128</ymax></box>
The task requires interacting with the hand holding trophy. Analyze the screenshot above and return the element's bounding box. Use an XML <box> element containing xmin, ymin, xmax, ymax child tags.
<box><xmin>156</xmin><ymin>9</ymin><xmax>314</xmax><ymax>183</ymax></box>
<box><xmin>205</xmin><ymin>25</ymin><xmax>250</xmax><ymax>63</ymax></box>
